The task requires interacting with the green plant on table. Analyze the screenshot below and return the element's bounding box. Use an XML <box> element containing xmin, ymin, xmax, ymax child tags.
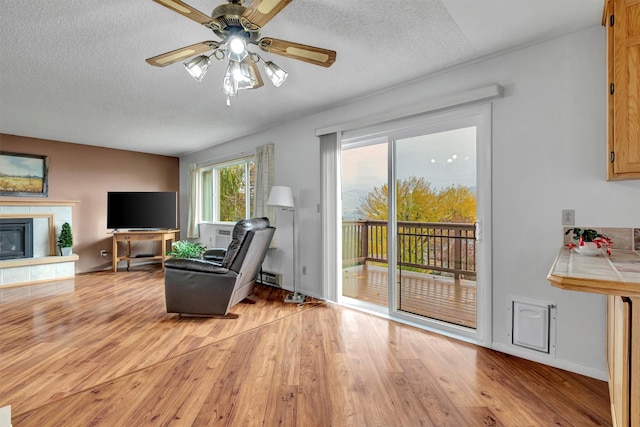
<box><xmin>167</xmin><ymin>240</ymin><xmax>207</xmax><ymax>259</ymax></box>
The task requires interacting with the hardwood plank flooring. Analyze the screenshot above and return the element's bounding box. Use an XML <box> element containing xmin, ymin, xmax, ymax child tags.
<box><xmin>0</xmin><ymin>267</ymin><xmax>611</xmax><ymax>426</ymax></box>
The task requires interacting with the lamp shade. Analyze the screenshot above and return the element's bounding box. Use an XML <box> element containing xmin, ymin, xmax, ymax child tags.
<box><xmin>267</xmin><ymin>186</ymin><xmax>294</xmax><ymax>208</ymax></box>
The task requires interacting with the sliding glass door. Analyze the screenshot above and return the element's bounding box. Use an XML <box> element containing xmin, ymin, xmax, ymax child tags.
<box><xmin>341</xmin><ymin>140</ymin><xmax>389</xmax><ymax>309</ymax></box>
<box><xmin>339</xmin><ymin>104</ymin><xmax>492</xmax><ymax>342</ymax></box>
<box><xmin>394</xmin><ymin>127</ymin><xmax>477</xmax><ymax>328</ymax></box>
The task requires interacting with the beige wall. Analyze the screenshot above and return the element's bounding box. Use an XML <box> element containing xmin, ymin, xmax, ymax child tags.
<box><xmin>0</xmin><ymin>134</ymin><xmax>179</xmax><ymax>273</ymax></box>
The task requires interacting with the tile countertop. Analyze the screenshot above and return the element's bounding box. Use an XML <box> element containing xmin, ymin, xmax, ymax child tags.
<box><xmin>547</xmin><ymin>248</ymin><xmax>640</xmax><ymax>297</ymax></box>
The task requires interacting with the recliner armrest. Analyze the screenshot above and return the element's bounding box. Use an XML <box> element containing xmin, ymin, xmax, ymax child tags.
<box><xmin>203</xmin><ymin>248</ymin><xmax>226</xmax><ymax>263</ymax></box>
<box><xmin>165</xmin><ymin>258</ymin><xmax>230</xmax><ymax>274</ymax></box>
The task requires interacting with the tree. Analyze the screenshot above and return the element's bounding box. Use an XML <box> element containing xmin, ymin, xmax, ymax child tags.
<box><xmin>359</xmin><ymin>176</ymin><xmax>475</xmax><ymax>223</ymax></box>
<box><xmin>219</xmin><ymin>164</ymin><xmax>246</xmax><ymax>222</ymax></box>
<box><xmin>433</xmin><ymin>184</ymin><xmax>476</xmax><ymax>223</ymax></box>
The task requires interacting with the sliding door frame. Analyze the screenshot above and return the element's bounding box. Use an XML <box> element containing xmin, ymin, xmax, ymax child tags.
<box><xmin>335</xmin><ymin>103</ymin><xmax>493</xmax><ymax>346</ymax></box>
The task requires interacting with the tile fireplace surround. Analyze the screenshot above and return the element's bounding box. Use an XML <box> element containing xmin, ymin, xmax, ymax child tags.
<box><xmin>0</xmin><ymin>200</ymin><xmax>78</xmax><ymax>289</ymax></box>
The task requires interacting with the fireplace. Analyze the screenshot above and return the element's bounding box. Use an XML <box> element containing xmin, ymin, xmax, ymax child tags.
<box><xmin>0</xmin><ymin>218</ymin><xmax>34</xmax><ymax>261</ymax></box>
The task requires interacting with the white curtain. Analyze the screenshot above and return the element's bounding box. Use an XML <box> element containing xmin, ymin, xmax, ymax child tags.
<box><xmin>253</xmin><ymin>143</ymin><xmax>275</xmax><ymax>223</ymax></box>
<box><xmin>186</xmin><ymin>163</ymin><xmax>199</xmax><ymax>238</ymax></box>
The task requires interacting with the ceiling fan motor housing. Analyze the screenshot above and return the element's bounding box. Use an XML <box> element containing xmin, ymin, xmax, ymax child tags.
<box><xmin>210</xmin><ymin>3</ymin><xmax>260</xmax><ymax>43</ymax></box>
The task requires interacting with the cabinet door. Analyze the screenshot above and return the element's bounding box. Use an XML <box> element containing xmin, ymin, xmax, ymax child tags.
<box><xmin>607</xmin><ymin>0</ymin><xmax>640</xmax><ymax>180</ymax></box>
<box><xmin>608</xmin><ymin>295</ymin><xmax>630</xmax><ymax>427</ymax></box>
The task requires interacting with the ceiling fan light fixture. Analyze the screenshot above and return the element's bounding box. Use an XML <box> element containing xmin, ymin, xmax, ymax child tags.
<box><xmin>264</xmin><ymin>61</ymin><xmax>288</xmax><ymax>87</ymax></box>
<box><xmin>183</xmin><ymin>55</ymin><xmax>211</xmax><ymax>82</ymax></box>
<box><xmin>235</xmin><ymin>60</ymin><xmax>259</xmax><ymax>90</ymax></box>
<box><xmin>226</xmin><ymin>36</ymin><xmax>248</xmax><ymax>62</ymax></box>
<box><xmin>222</xmin><ymin>61</ymin><xmax>239</xmax><ymax>97</ymax></box>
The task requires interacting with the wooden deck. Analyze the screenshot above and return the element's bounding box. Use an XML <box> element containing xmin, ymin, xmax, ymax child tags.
<box><xmin>342</xmin><ymin>264</ymin><xmax>477</xmax><ymax>328</ymax></box>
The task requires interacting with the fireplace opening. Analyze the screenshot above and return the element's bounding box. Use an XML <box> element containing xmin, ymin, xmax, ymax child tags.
<box><xmin>0</xmin><ymin>218</ymin><xmax>34</xmax><ymax>261</ymax></box>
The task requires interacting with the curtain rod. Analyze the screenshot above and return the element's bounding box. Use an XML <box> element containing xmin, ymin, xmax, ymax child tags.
<box><xmin>194</xmin><ymin>148</ymin><xmax>256</xmax><ymax>168</ymax></box>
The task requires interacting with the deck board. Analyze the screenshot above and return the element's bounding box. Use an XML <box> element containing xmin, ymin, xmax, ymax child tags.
<box><xmin>343</xmin><ymin>264</ymin><xmax>477</xmax><ymax>328</ymax></box>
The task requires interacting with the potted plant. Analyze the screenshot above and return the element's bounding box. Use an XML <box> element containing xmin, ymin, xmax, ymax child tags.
<box><xmin>565</xmin><ymin>228</ymin><xmax>612</xmax><ymax>256</ymax></box>
<box><xmin>58</xmin><ymin>222</ymin><xmax>73</xmax><ymax>256</ymax></box>
<box><xmin>167</xmin><ymin>240</ymin><xmax>207</xmax><ymax>259</ymax></box>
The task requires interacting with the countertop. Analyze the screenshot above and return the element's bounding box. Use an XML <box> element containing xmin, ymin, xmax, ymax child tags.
<box><xmin>547</xmin><ymin>248</ymin><xmax>640</xmax><ymax>297</ymax></box>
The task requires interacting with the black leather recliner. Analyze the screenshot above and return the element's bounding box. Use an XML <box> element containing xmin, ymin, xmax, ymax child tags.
<box><xmin>164</xmin><ymin>217</ymin><xmax>275</xmax><ymax>316</ymax></box>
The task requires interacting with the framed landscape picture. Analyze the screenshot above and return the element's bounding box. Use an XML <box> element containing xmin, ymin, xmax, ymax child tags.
<box><xmin>0</xmin><ymin>151</ymin><xmax>49</xmax><ymax>197</ymax></box>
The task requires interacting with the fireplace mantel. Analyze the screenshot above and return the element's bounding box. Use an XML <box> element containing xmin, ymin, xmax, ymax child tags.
<box><xmin>0</xmin><ymin>199</ymin><xmax>80</xmax><ymax>206</ymax></box>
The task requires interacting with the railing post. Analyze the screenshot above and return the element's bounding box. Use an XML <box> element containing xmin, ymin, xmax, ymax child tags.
<box><xmin>361</xmin><ymin>222</ymin><xmax>368</xmax><ymax>263</ymax></box>
<box><xmin>454</xmin><ymin>228</ymin><xmax>462</xmax><ymax>282</ymax></box>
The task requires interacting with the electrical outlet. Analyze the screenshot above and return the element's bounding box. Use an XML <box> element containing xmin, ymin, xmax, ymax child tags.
<box><xmin>562</xmin><ymin>209</ymin><xmax>575</xmax><ymax>226</ymax></box>
<box><xmin>302</xmin><ymin>265</ymin><xmax>307</xmax><ymax>275</ymax></box>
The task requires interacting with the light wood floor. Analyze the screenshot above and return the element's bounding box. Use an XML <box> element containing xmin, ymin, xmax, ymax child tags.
<box><xmin>1</xmin><ymin>267</ymin><xmax>611</xmax><ymax>426</ymax></box>
<box><xmin>343</xmin><ymin>264</ymin><xmax>477</xmax><ymax>328</ymax></box>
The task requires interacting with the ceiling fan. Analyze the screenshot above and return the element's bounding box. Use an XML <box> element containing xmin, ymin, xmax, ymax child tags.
<box><xmin>146</xmin><ymin>0</ymin><xmax>337</xmax><ymax>105</ymax></box>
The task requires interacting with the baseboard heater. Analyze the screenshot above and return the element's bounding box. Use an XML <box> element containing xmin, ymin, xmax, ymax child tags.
<box><xmin>258</xmin><ymin>271</ymin><xmax>282</xmax><ymax>287</ymax></box>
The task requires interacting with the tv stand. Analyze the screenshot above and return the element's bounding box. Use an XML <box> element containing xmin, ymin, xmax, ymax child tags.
<box><xmin>111</xmin><ymin>229</ymin><xmax>179</xmax><ymax>272</ymax></box>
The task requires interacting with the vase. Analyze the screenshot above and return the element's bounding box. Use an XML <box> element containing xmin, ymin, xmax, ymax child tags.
<box><xmin>60</xmin><ymin>247</ymin><xmax>72</xmax><ymax>256</ymax></box>
<box><xmin>573</xmin><ymin>242</ymin><xmax>602</xmax><ymax>256</ymax></box>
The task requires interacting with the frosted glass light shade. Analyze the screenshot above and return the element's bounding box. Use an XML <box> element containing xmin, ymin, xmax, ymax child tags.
<box><xmin>226</xmin><ymin>36</ymin><xmax>248</xmax><ymax>62</ymax></box>
<box><xmin>264</xmin><ymin>61</ymin><xmax>288</xmax><ymax>87</ymax></box>
<box><xmin>222</xmin><ymin>61</ymin><xmax>239</xmax><ymax>97</ymax></box>
<box><xmin>184</xmin><ymin>55</ymin><xmax>211</xmax><ymax>82</ymax></box>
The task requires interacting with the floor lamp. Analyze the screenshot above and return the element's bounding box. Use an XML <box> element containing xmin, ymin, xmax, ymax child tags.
<box><xmin>267</xmin><ymin>185</ymin><xmax>305</xmax><ymax>303</ymax></box>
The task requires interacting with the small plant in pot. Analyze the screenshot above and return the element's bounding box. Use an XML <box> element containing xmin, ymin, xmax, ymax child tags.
<box><xmin>58</xmin><ymin>222</ymin><xmax>73</xmax><ymax>256</ymax></box>
<box><xmin>167</xmin><ymin>240</ymin><xmax>207</xmax><ymax>259</ymax></box>
<box><xmin>565</xmin><ymin>228</ymin><xmax>612</xmax><ymax>255</ymax></box>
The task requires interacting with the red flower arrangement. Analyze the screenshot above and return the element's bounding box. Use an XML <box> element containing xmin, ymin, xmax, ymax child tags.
<box><xmin>565</xmin><ymin>228</ymin><xmax>613</xmax><ymax>255</ymax></box>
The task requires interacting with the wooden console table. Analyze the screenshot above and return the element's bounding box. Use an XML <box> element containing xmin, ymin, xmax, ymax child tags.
<box><xmin>111</xmin><ymin>229</ymin><xmax>179</xmax><ymax>272</ymax></box>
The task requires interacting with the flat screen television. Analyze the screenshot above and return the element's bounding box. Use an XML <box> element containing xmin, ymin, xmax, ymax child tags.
<box><xmin>107</xmin><ymin>191</ymin><xmax>177</xmax><ymax>231</ymax></box>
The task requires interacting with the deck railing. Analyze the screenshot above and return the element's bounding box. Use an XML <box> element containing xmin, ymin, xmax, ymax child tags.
<box><xmin>342</xmin><ymin>220</ymin><xmax>476</xmax><ymax>280</ymax></box>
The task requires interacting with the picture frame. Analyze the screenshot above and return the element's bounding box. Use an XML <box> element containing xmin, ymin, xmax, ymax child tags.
<box><xmin>0</xmin><ymin>151</ymin><xmax>49</xmax><ymax>197</ymax></box>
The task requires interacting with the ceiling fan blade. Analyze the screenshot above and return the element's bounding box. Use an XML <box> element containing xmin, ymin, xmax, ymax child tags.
<box><xmin>146</xmin><ymin>41</ymin><xmax>219</xmax><ymax>67</ymax></box>
<box><xmin>152</xmin><ymin>0</ymin><xmax>213</xmax><ymax>25</ymax></box>
<box><xmin>241</xmin><ymin>0</ymin><xmax>292</xmax><ymax>30</ymax></box>
<box><xmin>258</xmin><ymin>38</ymin><xmax>336</xmax><ymax>68</ymax></box>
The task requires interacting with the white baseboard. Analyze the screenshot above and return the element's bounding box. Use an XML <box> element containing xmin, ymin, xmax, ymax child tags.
<box><xmin>330</xmin><ymin>301</ymin><xmax>608</xmax><ymax>381</ymax></box>
<box><xmin>491</xmin><ymin>342</ymin><xmax>607</xmax><ymax>381</ymax></box>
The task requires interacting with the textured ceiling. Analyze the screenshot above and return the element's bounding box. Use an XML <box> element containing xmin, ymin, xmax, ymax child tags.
<box><xmin>0</xmin><ymin>0</ymin><xmax>603</xmax><ymax>156</ymax></box>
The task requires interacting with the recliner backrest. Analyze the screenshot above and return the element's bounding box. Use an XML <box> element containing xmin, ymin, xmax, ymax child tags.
<box><xmin>222</xmin><ymin>217</ymin><xmax>270</xmax><ymax>272</ymax></box>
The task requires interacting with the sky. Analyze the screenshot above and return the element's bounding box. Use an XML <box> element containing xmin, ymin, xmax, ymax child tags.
<box><xmin>0</xmin><ymin>154</ymin><xmax>44</xmax><ymax>178</ymax></box>
<box><xmin>341</xmin><ymin>126</ymin><xmax>477</xmax><ymax>219</ymax></box>
<box><xmin>342</xmin><ymin>126</ymin><xmax>477</xmax><ymax>195</ymax></box>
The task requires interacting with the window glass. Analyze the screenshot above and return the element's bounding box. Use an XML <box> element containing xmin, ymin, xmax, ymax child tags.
<box><xmin>199</xmin><ymin>157</ymin><xmax>255</xmax><ymax>223</ymax></box>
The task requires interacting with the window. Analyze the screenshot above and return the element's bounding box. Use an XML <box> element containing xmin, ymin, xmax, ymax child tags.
<box><xmin>199</xmin><ymin>156</ymin><xmax>255</xmax><ymax>223</ymax></box>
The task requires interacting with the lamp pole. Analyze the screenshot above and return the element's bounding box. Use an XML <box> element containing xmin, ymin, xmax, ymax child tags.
<box><xmin>284</xmin><ymin>207</ymin><xmax>304</xmax><ymax>303</ymax></box>
<box><xmin>267</xmin><ymin>186</ymin><xmax>305</xmax><ymax>303</ymax></box>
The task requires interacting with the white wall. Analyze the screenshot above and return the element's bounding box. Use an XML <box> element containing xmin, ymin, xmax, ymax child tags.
<box><xmin>180</xmin><ymin>25</ymin><xmax>640</xmax><ymax>378</ymax></box>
